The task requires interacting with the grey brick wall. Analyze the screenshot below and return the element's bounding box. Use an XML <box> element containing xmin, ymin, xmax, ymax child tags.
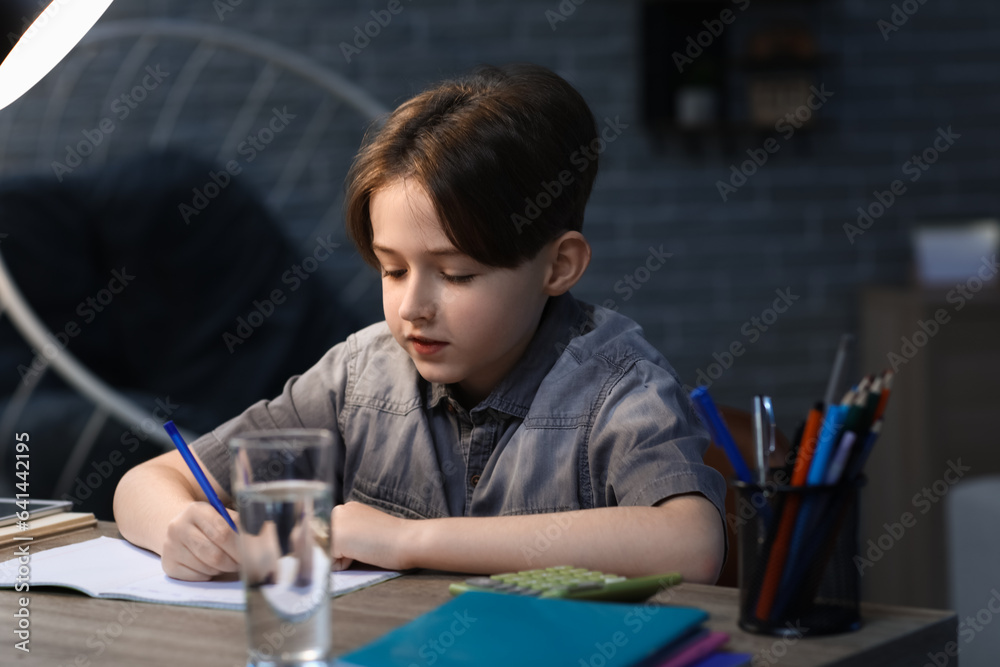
<box><xmin>2</xmin><ymin>0</ymin><xmax>998</xmax><ymax>431</ymax></box>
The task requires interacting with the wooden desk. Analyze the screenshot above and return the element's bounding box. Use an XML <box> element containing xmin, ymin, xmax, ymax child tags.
<box><xmin>0</xmin><ymin>522</ymin><xmax>956</xmax><ymax>666</ymax></box>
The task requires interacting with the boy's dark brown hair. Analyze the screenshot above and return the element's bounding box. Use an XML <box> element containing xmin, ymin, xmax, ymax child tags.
<box><xmin>345</xmin><ymin>63</ymin><xmax>599</xmax><ymax>269</ymax></box>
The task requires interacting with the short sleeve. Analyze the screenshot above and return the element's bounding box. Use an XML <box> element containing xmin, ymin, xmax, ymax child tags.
<box><xmin>587</xmin><ymin>357</ymin><xmax>727</xmax><ymax>529</ymax></box>
<box><xmin>189</xmin><ymin>338</ymin><xmax>352</xmax><ymax>499</ymax></box>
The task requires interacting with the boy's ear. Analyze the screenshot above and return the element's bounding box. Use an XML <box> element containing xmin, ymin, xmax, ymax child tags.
<box><xmin>543</xmin><ymin>231</ymin><xmax>591</xmax><ymax>296</ymax></box>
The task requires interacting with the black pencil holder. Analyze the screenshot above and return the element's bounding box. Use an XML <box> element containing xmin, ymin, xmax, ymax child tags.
<box><xmin>731</xmin><ymin>476</ymin><xmax>864</xmax><ymax>637</ymax></box>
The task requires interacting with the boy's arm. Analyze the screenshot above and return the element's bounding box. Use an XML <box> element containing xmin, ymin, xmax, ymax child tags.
<box><xmin>114</xmin><ymin>340</ymin><xmax>351</xmax><ymax>581</ymax></box>
<box><xmin>331</xmin><ymin>493</ymin><xmax>724</xmax><ymax>583</ymax></box>
<box><xmin>113</xmin><ymin>450</ymin><xmax>240</xmax><ymax>581</ymax></box>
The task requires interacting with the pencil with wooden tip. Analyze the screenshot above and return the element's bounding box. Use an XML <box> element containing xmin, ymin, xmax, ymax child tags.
<box><xmin>837</xmin><ymin>382</ymin><xmax>869</xmax><ymax>437</ymax></box>
<box><xmin>858</xmin><ymin>374</ymin><xmax>882</xmax><ymax>432</ymax></box>
<box><xmin>872</xmin><ymin>370</ymin><xmax>894</xmax><ymax>422</ymax></box>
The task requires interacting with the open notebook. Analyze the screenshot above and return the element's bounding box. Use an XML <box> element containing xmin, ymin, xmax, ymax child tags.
<box><xmin>0</xmin><ymin>536</ymin><xmax>399</xmax><ymax>610</ymax></box>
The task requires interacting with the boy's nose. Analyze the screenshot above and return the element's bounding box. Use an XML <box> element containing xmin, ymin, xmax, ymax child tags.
<box><xmin>398</xmin><ymin>277</ymin><xmax>436</xmax><ymax>323</ymax></box>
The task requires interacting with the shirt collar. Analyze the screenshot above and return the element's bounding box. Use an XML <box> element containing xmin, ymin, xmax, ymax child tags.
<box><xmin>424</xmin><ymin>292</ymin><xmax>590</xmax><ymax>418</ymax></box>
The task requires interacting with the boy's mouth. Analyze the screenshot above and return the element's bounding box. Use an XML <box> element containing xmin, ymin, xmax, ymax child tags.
<box><xmin>408</xmin><ymin>335</ymin><xmax>448</xmax><ymax>356</ymax></box>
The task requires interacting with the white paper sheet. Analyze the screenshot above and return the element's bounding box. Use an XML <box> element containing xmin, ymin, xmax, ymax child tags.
<box><xmin>0</xmin><ymin>536</ymin><xmax>400</xmax><ymax>610</ymax></box>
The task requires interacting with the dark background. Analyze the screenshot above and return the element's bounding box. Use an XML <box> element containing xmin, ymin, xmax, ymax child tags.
<box><xmin>3</xmin><ymin>0</ymin><xmax>996</xmax><ymax>423</ymax></box>
<box><xmin>0</xmin><ymin>0</ymin><xmax>997</xmax><ymax>611</ymax></box>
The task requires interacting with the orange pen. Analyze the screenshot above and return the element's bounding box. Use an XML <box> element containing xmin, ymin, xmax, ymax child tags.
<box><xmin>753</xmin><ymin>403</ymin><xmax>823</xmax><ymax>621</ymax></box>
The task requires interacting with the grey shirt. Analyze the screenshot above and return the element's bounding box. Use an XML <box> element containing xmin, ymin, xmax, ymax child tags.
<box><xmin>193</xmin><ymin>293</ymin><xmax>726</xmax><ymax>532</ymax></box>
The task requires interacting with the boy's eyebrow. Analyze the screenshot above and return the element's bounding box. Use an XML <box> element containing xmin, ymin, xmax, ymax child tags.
<box><xmin>371</xmin><ymin>243</ymin><xmax>464</xmax><ymax>257</ymax></box>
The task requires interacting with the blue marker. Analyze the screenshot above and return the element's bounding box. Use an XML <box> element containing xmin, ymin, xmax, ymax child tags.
<box><xmin>690</xmin><ymin>386</ymin><xmax>754</xmax><ymax>484</ymax></box>
<box><xmin>163</xmin><ymin>421</ymin><xmax>238</xmax><ymax>533</ymax></box>
<box><xmin>806</xmin><ymin>404</ymin><xmax>848</xmax><ymax>486</ymax></box>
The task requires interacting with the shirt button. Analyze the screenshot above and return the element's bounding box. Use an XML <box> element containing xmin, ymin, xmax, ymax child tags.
<box><xmin>470</xmin><ymin>474</ymin><xmax>481</xmax><ymax>487</ymax></box>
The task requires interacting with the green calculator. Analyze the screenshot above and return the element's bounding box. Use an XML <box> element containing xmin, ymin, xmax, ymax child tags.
<box><xmin>448</xmin><ymin>566</ymin><xmax>682</xmax><ymax>602</ymax></box>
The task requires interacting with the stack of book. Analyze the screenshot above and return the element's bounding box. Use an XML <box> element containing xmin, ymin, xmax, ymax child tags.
<box><xmin>0</xmin><ymin>498</ymin><xmax>96</xmax><ymax>548</ymax></box>
<box><xmin>339</xmin><ymin>591</ymin><xmax>752</xmax><ymax>667</ymax></box>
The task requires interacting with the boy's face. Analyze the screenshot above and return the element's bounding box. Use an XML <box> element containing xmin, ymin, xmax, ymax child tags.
<box><xmin>370</xmin><ymin>178</ymin><xmax>551</xmax><ymax>405</ymax></box>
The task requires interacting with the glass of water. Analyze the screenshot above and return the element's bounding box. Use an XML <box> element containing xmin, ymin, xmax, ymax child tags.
<box><xmin>229</xmin><ymin>430</ymin><xmax>335</xmax><ymax>667</ymax></box>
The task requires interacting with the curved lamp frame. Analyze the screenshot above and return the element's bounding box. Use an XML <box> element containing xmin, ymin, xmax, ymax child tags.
<box><xmin>0</xmin><ymin>19</ymin><xmax>387</xmax><ymax>454</ymax></box>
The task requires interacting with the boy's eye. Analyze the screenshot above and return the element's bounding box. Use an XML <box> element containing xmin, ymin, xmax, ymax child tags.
<box><xmin>380</xmin><ymin>268</ymin><xmax>475</xmax><ymax>284</ymax></box>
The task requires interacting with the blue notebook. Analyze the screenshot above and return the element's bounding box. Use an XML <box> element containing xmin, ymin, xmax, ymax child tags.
<box><xmin>338</xmin><ymin>591</ymin><xmax>707</xmax><ymax>667</ymax></box>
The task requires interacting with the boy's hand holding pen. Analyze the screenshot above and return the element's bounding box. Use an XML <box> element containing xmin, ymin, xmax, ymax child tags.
<box><xmin>159</xmin><ymin>421</ymin><xmax>242</xmax><ymax>581</ymax></box>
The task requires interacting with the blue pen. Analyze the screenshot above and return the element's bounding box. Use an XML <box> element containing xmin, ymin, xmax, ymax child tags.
<box><xmin>163</xmin><ymin>421</ymin><xmax>238</xmax><ymax>533</ymax></box>
<box><xmin>844</xmin><ymin>420</ymin><xmax>882</xmax><ymax>482</ymax></box>
<box><xmin>772</xmin><ymin>403</ymin><xmax>854</xmax><ymax>620</ymax></box>
<box><xmin>690</xmin><ymin>386</ymin><xmax>754</xmax><ymax>484</ymax></box>
<box><xmin>806</xmin><ymin>404</ymin><xmax>848</xmax><ymax>486</ymax></box>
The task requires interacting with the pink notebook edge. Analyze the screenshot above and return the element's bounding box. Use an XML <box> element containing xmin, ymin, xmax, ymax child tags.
<box><xmin>656</xmin><ymin>630</ymin><xmax>730</xmax><ymax>667</ymax></box>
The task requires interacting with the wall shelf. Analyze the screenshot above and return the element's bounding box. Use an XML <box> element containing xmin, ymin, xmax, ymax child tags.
<box><xmin>640</xmin><ymin>0</ymin><xmax>833</xmax><ymax>154</ymax></box>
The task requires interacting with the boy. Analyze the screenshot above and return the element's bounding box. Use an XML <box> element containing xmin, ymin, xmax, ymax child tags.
<box><xmin>114</xmin><ymin>64</ymin><xmax>727</xmax><ymax>584</ymax></box>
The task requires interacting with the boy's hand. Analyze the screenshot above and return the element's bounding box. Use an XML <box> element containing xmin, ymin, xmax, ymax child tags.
<box><xmin>161</xmin><ymin>501</ymin><xmax>241</xmax><ymax>581</ymax></box>
<box><xmin>330</xmin><ymin>501</ymin><xmax>414</xmax><ymax>571</ymax></box>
